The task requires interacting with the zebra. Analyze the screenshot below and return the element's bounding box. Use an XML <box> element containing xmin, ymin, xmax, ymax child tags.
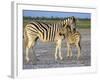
<box><xmin>24</xmin><ymin>16</ymin><xmax>76</xmax><ymax>64</ymax></box>
<box><xmin>63</xmin><ymin>24</ymin><xmax>81</xmax><ymax>59</ymax></box>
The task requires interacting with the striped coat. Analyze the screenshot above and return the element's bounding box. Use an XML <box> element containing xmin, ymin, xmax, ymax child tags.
<box><xmin>64</xmin><ymin>25</ymin><xmax>81</xmax><ymax>59</ymax></box>
<box><xmin>24</xmin><ymin>16</ymin><xmax>76</xmax><ymax>64</ymax></box>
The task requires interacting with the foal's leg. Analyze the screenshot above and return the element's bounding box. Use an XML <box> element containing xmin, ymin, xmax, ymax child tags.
<box><xmin>67</xmin><ymin>42</ymin><xmax>72</xmax><ymax>58</ymax></box>
<box><xmin>69</xmin><ymin>46</ymin><xmax>72</xmax><ymax>58</ymax></box>
<box><xmin>55</xmin><ymin>40</ymin><xmax>62</xmax><ymax>60</ymax></box>
<box><xmin>58</xmin><ymin>40</ymin><xmax>63</xmax><ymax>60</ymax></box>
<box><xmin>55</xmin><ymin>41</ymin><xmax>58</xmax><ymax>60</ymax></box>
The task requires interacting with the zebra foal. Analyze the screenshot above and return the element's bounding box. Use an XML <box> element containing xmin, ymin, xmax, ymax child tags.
<box><xmin>63</xmin><ymin>24</ymin><xmax>81</xmax><ymax>59</ymax></box>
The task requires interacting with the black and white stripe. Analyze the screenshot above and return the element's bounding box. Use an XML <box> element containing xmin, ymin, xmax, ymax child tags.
<box><xmin>25</xmin><ymin>20</ymin><xmax>65</xmax><ymax>42</ymax></box>
<box><xmin>24</xmin><ymin>16</ymin><xmax>77</xmax><ymax>63</ymax></box>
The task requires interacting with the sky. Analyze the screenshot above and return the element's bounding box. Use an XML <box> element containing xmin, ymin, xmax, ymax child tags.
<box><xmin>23</xmin><ymin>10</ymin><xmax>91</xmax><ymax>19</ymax></box>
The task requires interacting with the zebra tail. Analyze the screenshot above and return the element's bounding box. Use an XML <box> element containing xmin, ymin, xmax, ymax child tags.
<box><xmin>24</xmin><ymin>28</ymin><xmax>28</xmax><ymax>48</ymax></box>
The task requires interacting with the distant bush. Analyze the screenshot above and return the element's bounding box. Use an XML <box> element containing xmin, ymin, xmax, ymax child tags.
<box><xmin>23</xmin><ymin>16</ymin><xmax>90</xmax><ymax>28</ymax></box>
<box><xmin>23</xmin><ymin>16</ymin><xmax>69</xmax><ymax>20</ymax></box>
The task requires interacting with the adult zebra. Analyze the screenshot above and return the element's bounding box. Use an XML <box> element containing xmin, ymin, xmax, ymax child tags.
<box><xmin>24</xmin><ymin>16</ymin><xmax>76</xmax><ymax>64</ymax></box>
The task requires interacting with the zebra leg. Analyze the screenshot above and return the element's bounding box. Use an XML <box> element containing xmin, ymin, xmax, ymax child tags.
<box><xmin>67</xmin><ymin>43</ymin><xmax>72</xmax><ymax>58</ymax></box>
<box><xmin>25</xmin><ymin>36</ymin><xmax>37</xmax><ymax>64</ymax></box>
<box><xmin>76</xmin><ymin>43</ymin><xmax>81</xmax><ymax>59</ymax></box>
<box><xmin>67</xmin><ymin>43</ymin><xmax>70</xmax><ymax>57</ymax></box>
<box><xmin>25</xmin><ymin>47</ymin><xmax>29</xmax><ymax>63</ymax></box>
<box><xmin>24</xmin><ymin>30</ymin><xmax>30</xmax><ymax>63</ymax></box>
<box><xmin>69</xmin><ymin>47</ymin><xmax>72</xmax><ymax>58</ymax></box>
<box><xmin>25</xmin><ymin>45</ymin><xmax>31</xmax><ymax>63</ymax></box>
<box><xmin>30</xmin><ymin>41</ymin><xmax>37</xmax><ymax>64</ymax></box>
<box><xmin>55</xmin><ymin>42</ymin><xmax>58</xmax><ymax>60</ymax></box>
<box><xmin>55</xmin><ymin>40</ymin><xmax>63</xmax><ymax>60</ymax></box>
<box><xmin>25</xmin><ymin>41</ymin><xmax>33</xmax><ymax>63</ymax></box>
<box><xmin>58</xmin><ymin>40</ymin><xmax>63</xmax><ymax>60</ymax></box>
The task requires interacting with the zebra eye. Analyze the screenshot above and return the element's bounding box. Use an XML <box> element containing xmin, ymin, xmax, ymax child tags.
<box><xmin>59</xmin><ymin>33</ymin><xmax>62</xmax><ymax>36</ymax></box>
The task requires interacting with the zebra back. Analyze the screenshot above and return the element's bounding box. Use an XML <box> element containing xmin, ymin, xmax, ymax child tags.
<box><xmin>24</xmin><ymin>16</ymin><xmax>76</xmax><ymax>42</ymax></box>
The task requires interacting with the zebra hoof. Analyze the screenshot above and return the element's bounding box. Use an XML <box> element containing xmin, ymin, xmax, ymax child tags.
<box><xmin>55</xmin><ymin>56</ymin><xmax>58</xmax><ymax>61</ymax></box>
<box><xmin>60</xmin><ymin>57</ymin><xmax>63</xmax><ymax>60</ymax></box>
<box><xmin>67</xmin><ymin>56</ymin><xmax>70</xmax><ymax>58</ymax></box>
<box><xmin>69</xmin><ymin>56</ymin><xmax>73</xmax><ymax>59</ymax></box>
<box><xmin>26</xmin><ymin>57</ymin><xmax>29</xmax><ymax>62</ymax></box>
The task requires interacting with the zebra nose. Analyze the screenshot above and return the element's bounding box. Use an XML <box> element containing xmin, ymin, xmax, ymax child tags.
<box><xmin>59</xmin><ymin>32</ymin><xmax>64</xmax><ymax>36</ymax></box>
